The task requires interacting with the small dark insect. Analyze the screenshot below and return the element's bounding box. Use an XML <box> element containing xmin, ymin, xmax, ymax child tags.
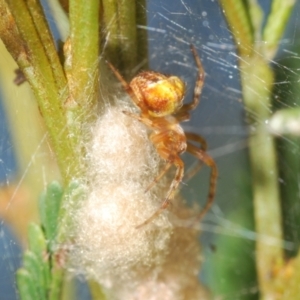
<box><xmin>107</xmin><ymin>45</ymin><xmax>218</xmax><ymax>227</ymax></box>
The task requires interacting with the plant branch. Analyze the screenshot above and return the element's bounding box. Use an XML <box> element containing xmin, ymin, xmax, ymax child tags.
<box><xmin>117</xmin><ymin>0</ymin><xmax>137</xmax><ymax>76</ymax></box>
<box><xmin>218</xmin><ymin>0</ymin><xmax>254</xmax><ymax>56</ymax></box>
<box><xmin>68</xmin><ymin>0</ymin><xmax>100</xmax><ymax>107</ymax></box>
<box><xmin>26</xmin><ymin>0</ymin><xmax>67</xmax><ymax>94</ymax></box>
<box><xmin>0</xmin><ymin>0</ymin><xmax>77</xmax><ymax>183</ymax></box>
<box><xmin>240</xmin><ymin>57</ymin><xmax>283</xmax><ymax>297</ymax></box>
<box><xmin>263</xmin><ymin>0</ymin><xmax>295</xmax><ymax>60</ymax></box>
<box><xmin>102</xmin><ymin>0</ymin><xmax>120</xmax><ymax>67</ymax></box>
<box><xmin>63</xmin><ymin>0</ymin><xmax>100</xmax><ymax>157</ymax></box>
<box><xmin>219</xmin><ymin>0</ymin><xmax>296</xmax><ymax>298</ymax></box>
<box><xmin>135</xmin><ymin>0</ymin><xmax>148</xmax><ymax>70</ymax></box>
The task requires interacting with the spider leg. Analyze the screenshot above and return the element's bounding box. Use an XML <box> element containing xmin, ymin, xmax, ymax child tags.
<box><xmin>184</xmin><ymin>132</ymin><xmax>207</xmax><ymax>182</ymax></box>
<box><xmin>123</xmin><ymin>111</ymin><xmax>172</xmax><ymax>133</ymax></box>
<box><xmin>144</xmin><ymin>161</ymin><xmax>172</xmax><ymax>193</ymax></box>
<box><xmin>186</xmin><ymin>142</ymin><xmax>218</xmax><ymax>222</ymax></box>
<box><xmin>122</xmin><ymin>111</ymin><xmax>156</xmax><ymax>128</ymax></box>
<box><xmin>185</xmin><ymin>132</ymin><xmax>207</xmax><ymax>150</ymax></box>
<box><xmin>106</xmin><ymin>61</ymin><xmax>148</xmax><ymax>111</ymax></box>
<box><xmin>176</xmin><ymin>44</ymin><xmax>205</xmax><ymax>117</ymax></box>
<box><xmin>173</xmin><ymin>110</ymin><xmax>191</xmax><ymax>122</ymax></box>
<box><xmin>136</xmin><ymin>154</ymin><xmax>184</xmax><ymax>228</ymax></box>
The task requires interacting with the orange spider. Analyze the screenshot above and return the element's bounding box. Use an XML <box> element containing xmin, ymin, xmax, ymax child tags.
<box><xmin>107</xmin><ymin>45</ymin><xmax>218</xmax><ymax>228</ymax></box>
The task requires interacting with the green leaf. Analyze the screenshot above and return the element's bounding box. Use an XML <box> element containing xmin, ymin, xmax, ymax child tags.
<box><xmin>26</xmin><ymin>224</ymin><xmax>51</xmax><ymax>295</ymax></box>
<box><xmin>16</xmin><ymin>268</ymin><xmax>39</xmax><ymax>300</ymax></box>
<box><xmin>39</xmin><ymin>181</ymin><xmax>64</xmax><ymax>246</ymax></box>
<box><xmin>23</xmin><ymin>252</ymin><xmax>48</xmax><ymax>300</ymax></box>
<box><xmin>28</xmin><ymin>223</ymin><xmax>47</xmax><ymax>258</ymax></box>
<box><xmin>56</xmin><ymin>180</ymin><xmax>84</xmax><ymax>243</ymax></box>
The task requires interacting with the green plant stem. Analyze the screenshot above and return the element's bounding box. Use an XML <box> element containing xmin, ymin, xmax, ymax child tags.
<box><xmin>117</xmin><ymin>0</ymin><xmax>137</xmax><ymax>76</ymax></box>
<box><xmin>0</xmin><ymin>0</ymin><xmax>77</xmax><ymax>183</ymax></box>
<box><xmin>280</xmin><ymin>134</ymin><xmax>300</xmax><ymax>253</ymax></box>
<box><xmin>47</xmin><ymin>0</ymin><xmax>70</xmax><ymax>41</ymax></box>
<box><xmin>218</xmin><ymin>0</ymin><xmax>253</xmax><ymax>56</ymax></box>
<box><xmin>240</xmin><ymin>57</ymin><xmax>283</xmax><ymax>297</ymax></box>
<box><xmin>49</xmin><ymin>263</ymin><xmax>64</xmax><ymax>300</ymax></box>
<box><xmin>26</xmin><ymin>0</ymin><xmax>67</xmax><ymax>94</ymax></box>
<box><xmin>68</xmin><ymin>0</ymin><xmax>100</xmax><ymax>107</ymax></box>
<box><xmin>102</xmin><ymin>0</ymin><xmax>145</xmax><ymax>76</ymax></box>
<box><xmin>63</xmin><ymin>0</ymin><xmax>100</xmax><ymax>161</ymax></box>
<box><xmin>102</xmin><ymin>0</ymin><xmax>120</xmax><ymax>67</ymax></box>
<box><xmin>219</xmin><ymin>1</ymin><xmax>290</xmax><ymax>298</ymax></box>
<box><xmin>135</xmin><ymin>0</ymin><xmax>148</xmax><ymax>70</ymax></box>
<box><xmin>263</xmin><ymin>0</ymin><xmax>295</xmax><ymax>59</ymax></box>
<box><xmin>6</xmin><ymin>0</ymin><xmax>63</xmax><ymax>90</ymax></box>
<box><xmin>281</xmin><ymin>250</ymin><xmax>300</xmax><ymax>299</ymax></box>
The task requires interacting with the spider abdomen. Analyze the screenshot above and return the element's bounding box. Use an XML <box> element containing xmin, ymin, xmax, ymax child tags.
<box><xmin>150</xmin><ymin>126</ymin><xmax>187</xmax><ymax>157</ymax></box>
<box><xmin>130</xmin><ymin>71</ymin><xmax>185</xmax><ymax>118</ymax></box>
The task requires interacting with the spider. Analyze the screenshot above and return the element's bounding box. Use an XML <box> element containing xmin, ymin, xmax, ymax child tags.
<box><xmin>107</xmin><ymin>45</ymin><xmax>218</xmax><ymax>228</ymax></box>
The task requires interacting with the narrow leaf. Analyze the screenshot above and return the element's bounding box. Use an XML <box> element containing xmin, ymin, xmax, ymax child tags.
<box><xmin>23</xmin><ymin>251</ymin><xmax>47</xmax><ymax>300</ymax></box>
<box><xmin>16</xmin><ymin>269</ymin><xmax>39</xmax><ymax>300</ymax></box>
<box><xmin>28</xmin><ymin>223</ymin><xmax>47</xmax><ymax>259</ymax></box>
<box><xmin>56</xmin><ymin>181</ymin><xmax>83</xmax><ymax>243</ymax></box>
<box><xmin>39</xmin><ymin>181</ymin><xmax>63</xmax><ymax>245</ymax></box>
<box><xmin>263</xmin><ymin>0</ymin><xmax>295</xmax><ymax>59</ymax></box>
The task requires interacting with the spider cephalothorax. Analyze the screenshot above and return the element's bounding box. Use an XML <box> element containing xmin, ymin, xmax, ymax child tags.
<box><xmin>107</xmin><ymin>45</ymin><xmax>218</xmax><ymax>227</ymax></box>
